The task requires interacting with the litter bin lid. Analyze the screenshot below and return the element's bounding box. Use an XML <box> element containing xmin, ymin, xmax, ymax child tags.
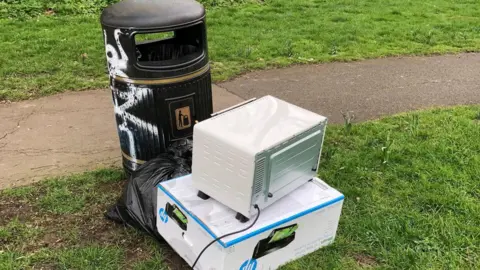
<box><xmin>101</xmin><ymin>0</ymin><xmax>205</xmax><ymax>29</ymax></box>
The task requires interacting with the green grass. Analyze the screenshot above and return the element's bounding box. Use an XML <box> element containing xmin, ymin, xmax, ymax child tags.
<box><xmin>1</xmin><ymin>0</ymin><xmax>480</xmax><ymax>101</ymax></box>
<box><xmin>0</xmin><ymin>0</ymin><xmax>251</xmax><ymax>18</ymax></box>
<box><xmin>1</xmin><ymin>106</ymin><xmax>479</xmax><ymax>269</ymax></box>
<box><xmin>57</xmin><ymin>246</ymin><xmax>125</xmax><ymax>270</ymax></box>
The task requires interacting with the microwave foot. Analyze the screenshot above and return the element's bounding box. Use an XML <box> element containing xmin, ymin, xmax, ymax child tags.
<box><xmin>235</xmin><ymin>212</ymin><xmax>249</xmax><ymax>223</ymax></box>
<box><xmin>197</xmin><ymin>190</ymin><xmax>210</xmax><ymax>200</ymax></box>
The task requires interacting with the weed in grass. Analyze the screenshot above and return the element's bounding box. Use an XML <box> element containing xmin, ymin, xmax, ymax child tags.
<box><xmin>237</xmin><ymin>46</ymin><xmax>254</xmax><ymax>59</ymax></box>
<box><xmin>426</xmin><ymin>30</ymin><xmax>436</xmax><ymax>46</ymax></box>
<box><xmin>475</xmin><ymin>111</ymin><xmax>480</xmax><ymax>121</ymax></box>
<box><xmin>407</xmin><ymin>114</ymin><xmax>420</xmax><ymax>136</ymax></box>
<box><xmin>341</xmin><ymin>111</ymin><xmax>355</xmax><ymax>135</ymax></box>
<box><xmin>245</xmin><ymin>46</ymin><xmax>254</xmax><ymax>58</ymax></box>
<box><xmin>381</xmin><ymin>132</ymin><xmax>394</xmax><ymax>165</ymax></box>
<box><xmin>282</xmin><ymin>40</ymin><xmax>294</xmax><ymax>57</ymax></box>
<box><xmin>329</xmin><ymin>43</ymin><xmax>338</xmax><ymax>56</ymax></box>
<box><xmin>81</xmin><ymin>53</ymin><xmax>88</xmax><ymax>65</ymax></box>
<box><xmin>410</xmin><ymin>28</ymin><xmax>440</xmax><ymax>46</ymax></box>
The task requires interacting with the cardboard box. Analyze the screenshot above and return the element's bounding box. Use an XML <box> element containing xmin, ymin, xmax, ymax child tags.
<box><xmin>156</xmin><ymin>175</ymin><xmax>344</xmax><ymax>270</ymax></box>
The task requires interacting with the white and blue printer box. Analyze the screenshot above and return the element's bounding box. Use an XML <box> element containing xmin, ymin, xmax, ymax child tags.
<box><xmin>156</xmin><ymin>175</ymin><xmax>344</xmax><ymax>270</ymax></box>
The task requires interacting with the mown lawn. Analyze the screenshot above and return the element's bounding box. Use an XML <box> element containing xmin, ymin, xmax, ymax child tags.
<box><xmin>1</xmin><ymin>106</ymin><xmax>479</xmax><ymax>269</ymax></box>
<box><xmin>1</xmin><ymin>0</ymin><xmax>480</xmax><ymax>101</ymax></box>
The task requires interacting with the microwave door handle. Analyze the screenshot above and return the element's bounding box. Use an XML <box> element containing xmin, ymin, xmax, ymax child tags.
<box><xmin>210</xmin><ymin>98</ymin><xmax>257</xmax><ymax>118</ymax></box>
<box><xmin>264</xmin><ymin>161</ymin><xmax>272</xmax><ymax>203</ymax></box>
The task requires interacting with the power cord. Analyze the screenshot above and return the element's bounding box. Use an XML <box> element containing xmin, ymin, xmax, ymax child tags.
<box><xmin>191</xmin><ymin>205</ymin><xmax>261</xmax><ymax>269</ymax></box>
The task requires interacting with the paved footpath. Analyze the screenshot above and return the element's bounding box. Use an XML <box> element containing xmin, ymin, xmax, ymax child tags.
<box><xmin>1</xmin><ymin>53</ymin><xmax>479</xmax><ymax>189</ymax></box>
<box><xmin>0</xmin><ymin>86</ymin><xmax>243</xmax><ymax>189</ymax></box>
<box><xmin>220</xmin><ymin>53</ymin><xmax>480</xmax><ymax>123</ymax></box>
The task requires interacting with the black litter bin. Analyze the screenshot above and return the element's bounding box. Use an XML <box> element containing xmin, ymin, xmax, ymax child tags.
<box><xmin>100</xmin><ymin>0</ymin><xmax>213</xmax><ymax>174</ymax></box>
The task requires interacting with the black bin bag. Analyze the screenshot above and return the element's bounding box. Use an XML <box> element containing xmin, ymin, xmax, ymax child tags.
<box><xmin>105</xmin><ymin>139</ymin><xmax>192</xmax><ymax>239</ymax></box>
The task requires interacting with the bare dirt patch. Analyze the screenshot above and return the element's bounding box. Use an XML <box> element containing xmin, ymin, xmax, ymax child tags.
<box><xmin>354</xmin><ymin>253</ymin><xmax>378</xmax><ymax>267</ymax></box>
<box><xmin>0</xmin><ymin>178</ymin><xmax>190</xmax><ymax>269</ymax></box>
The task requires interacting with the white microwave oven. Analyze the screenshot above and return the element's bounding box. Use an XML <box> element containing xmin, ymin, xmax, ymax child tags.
<box><xmin>191</xmin><ymin>96</ymin><xmax>327</xmax><ymax>222</ymax></box>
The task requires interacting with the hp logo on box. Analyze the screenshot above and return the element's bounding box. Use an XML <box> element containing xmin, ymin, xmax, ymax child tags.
<box><xmin>158</xmin><ymin>208</ymin><xmax>168</xmax><ymax>223</ymax></box>
<box><xmin>240</xmin><ymin>259</ymin><xmax>257</xmax><ymax>270</ymax></box>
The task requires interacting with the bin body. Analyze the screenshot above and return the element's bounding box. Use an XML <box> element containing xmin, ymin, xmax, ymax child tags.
<box><xmin>101</xmin><ymin>0</ymin><xmax>213</xmax><ymax>173</ymax></box>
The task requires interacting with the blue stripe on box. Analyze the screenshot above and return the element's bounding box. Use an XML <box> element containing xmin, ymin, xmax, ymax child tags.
<box><xmin>157</xmin><ymin>184</ymin><xmax>226</xmax><ymax>247</ymax></box>
<box><xmin>157</xmin><ymin>179</ymin><xmax>344</xmax><ymax>248</ymax></box>
<box><xmin>224</xmin><ymin>194</ymin><xmax>344</xmax><ymax>247</ymax></box>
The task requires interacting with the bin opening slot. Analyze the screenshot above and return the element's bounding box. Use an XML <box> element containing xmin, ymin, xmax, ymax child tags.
<box><xmin>135</xmin><ymin>24</ymin><xmax>204</xmax><ymax>67</ymax></box>
<box><xmin>135</xmin><ymin>32</ymin><xmax>175</xmax><ymax>43</ymax></box>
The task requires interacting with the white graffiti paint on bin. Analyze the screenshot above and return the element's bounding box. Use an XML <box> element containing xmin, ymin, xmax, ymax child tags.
<box><xmin>112</xmin><ymin>83</ymin><xmax>159</xmax><ymax>169</ymax></box>
<box><xmin>104</xmin><ymin>29</ymin><xmax>159</xmax><ymax>168</ymax></box>
<box><xmin>104</xmin><ymin>29</ymin><xmax>129</xmax><ymax>77</ymax></box>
